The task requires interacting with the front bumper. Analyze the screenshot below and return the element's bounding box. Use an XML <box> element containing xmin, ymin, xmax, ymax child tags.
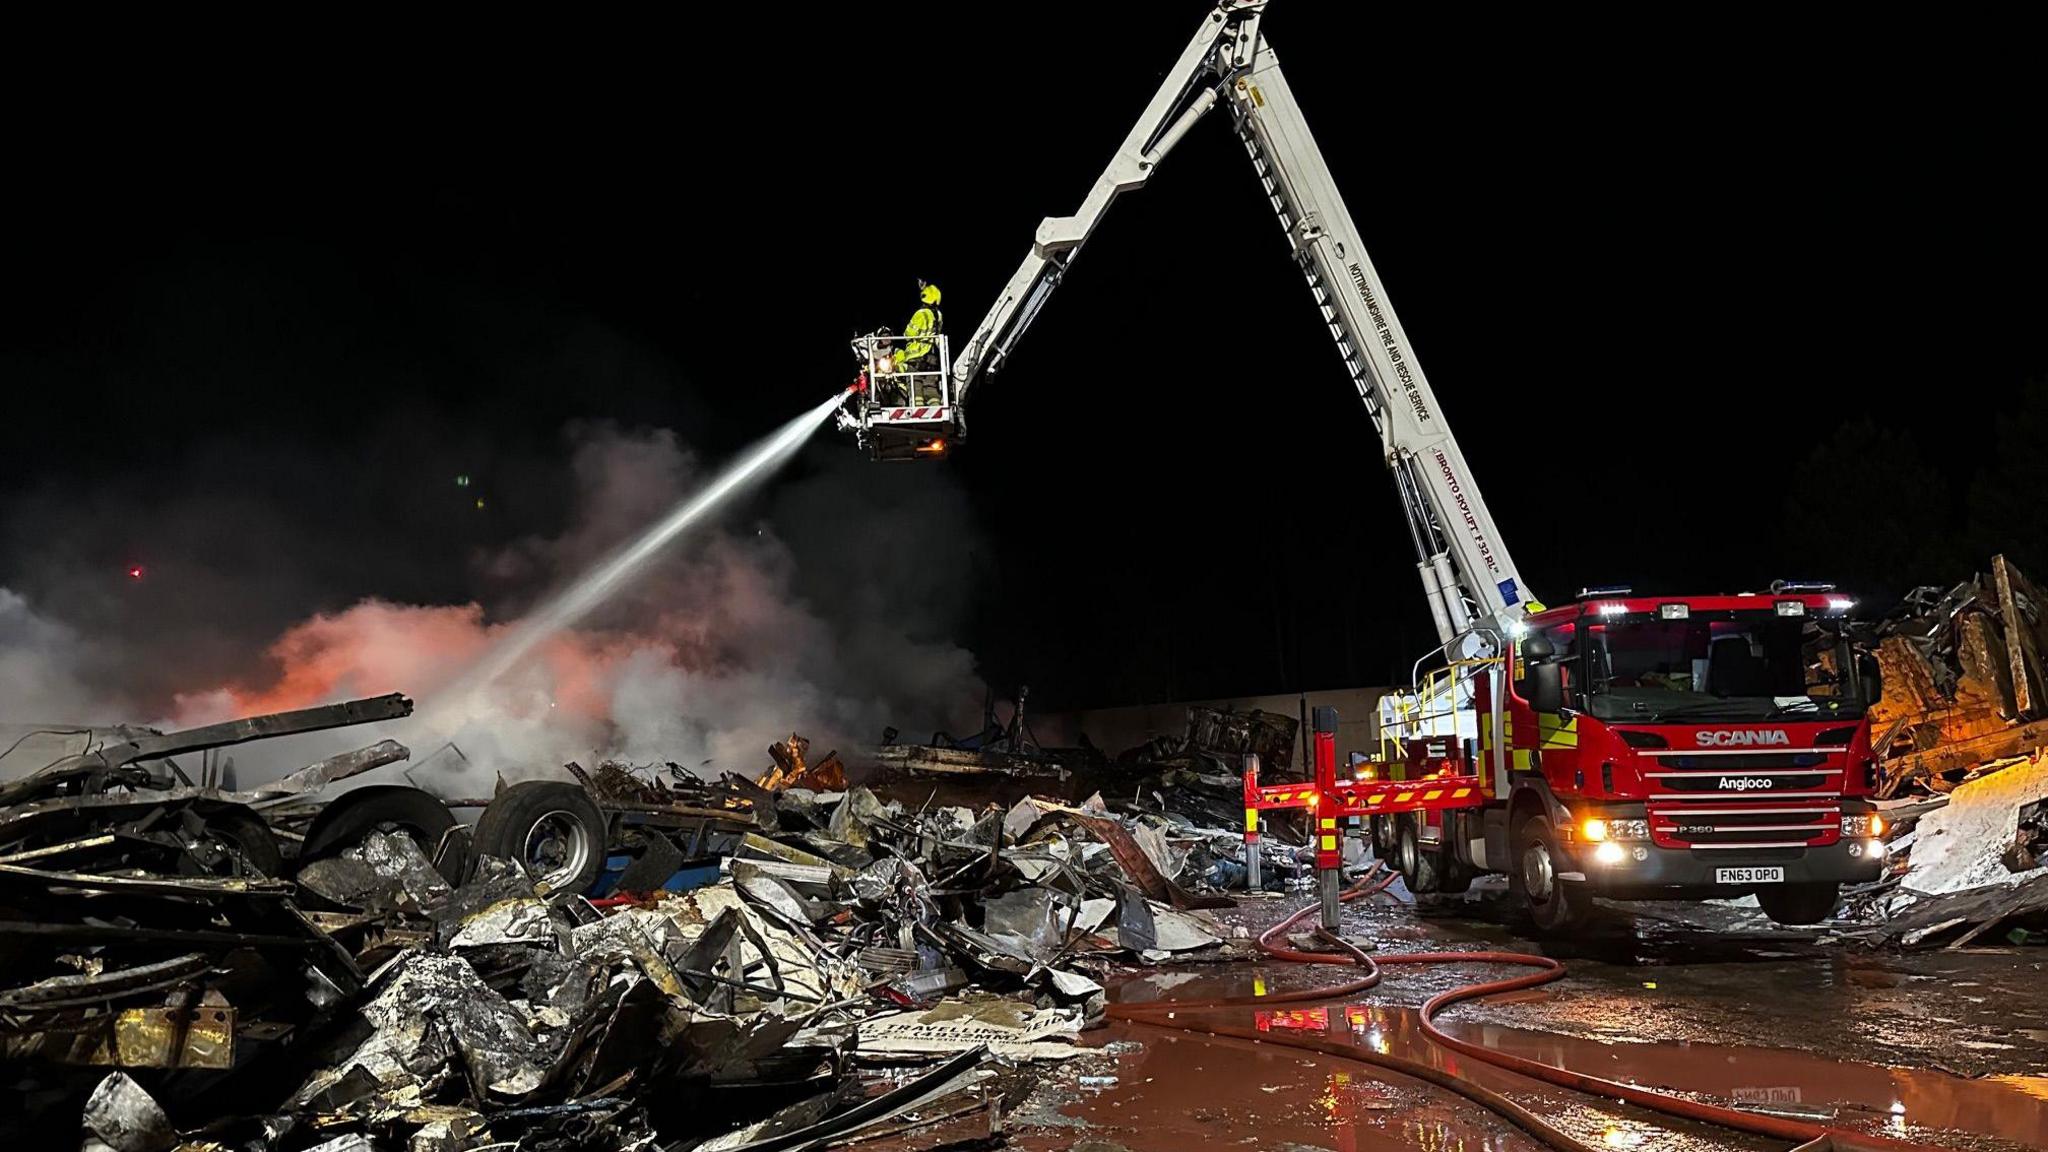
<box><xmin>1570</xmin><ymin>836</ymin><xmax>1885</xmax><ymax>896</ymax></box>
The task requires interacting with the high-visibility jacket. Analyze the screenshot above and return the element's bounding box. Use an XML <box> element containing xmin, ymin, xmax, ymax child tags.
<box><xmin>902</xmin><ymin>304</ymin><xmax>943</xmax><ymax>365</ymax></box>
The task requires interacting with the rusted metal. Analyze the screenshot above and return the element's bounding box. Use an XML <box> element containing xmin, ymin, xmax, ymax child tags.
<box><xmin>1995</xmin><ymin>555</ymin><xmax>2048</xmax><ymax>721</ymax></box>
<box><xmin>22</xmin><ymin>995</ymin><xmax>238</xmax><ymax>1069</ymax></box>
<box><xmin>1069</xmin><ymin>812</ymin><xmax>1231</xmax><ymax>911</ymax></box>
<box><xmin>1882</xmin><ymin>716</ymin><xmax>2048</xmax><ymax>796</ymax></box>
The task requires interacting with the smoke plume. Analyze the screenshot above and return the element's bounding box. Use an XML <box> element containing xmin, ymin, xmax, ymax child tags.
<box><xmin>0</xmin><ymin>419</ymin><xmax>981</xmax><ymax>786</ymax></box>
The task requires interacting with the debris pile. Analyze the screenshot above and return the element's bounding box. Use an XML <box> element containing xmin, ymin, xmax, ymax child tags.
<box><xmin>2</xmin><ymin>698</ymin><xmax>1279</xmax><ymax>1149</ymax></box>
<box><xmin>1829</xmin><ymin>556</ymin><xmax>2048</xmax><ymax>946</ymax></box>
<box><xmin>1842</xmin><ymin>750</ymin><xmax>2048</xmax><ymax>948</ymax></box>
<box><xmin>1866</xmin><ymin>554</ymin><xmax>2048</xmax><ymax>797</ymax></box>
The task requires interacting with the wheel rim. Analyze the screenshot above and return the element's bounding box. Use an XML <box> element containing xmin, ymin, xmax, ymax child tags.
<box><xmin>522</xmin><ymin>810</ymin><xmax>594</xmax><ymax>891</ymax></box>
<box><xmin>1398</xmin><ymin>827</ymin><xmax>1418</xmax><ymax>880</ymax></box>
<box><xmin>1522</xmin><ymin>839</ymin><xmax>1555</xmax><ymax>901</ymax></box>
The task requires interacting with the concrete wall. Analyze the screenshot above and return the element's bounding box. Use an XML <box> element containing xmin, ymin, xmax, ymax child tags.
<box><xmin>1033</xmin><ymin>687</ymin><xmax>1390</xmax><ymax>772</ymax></box>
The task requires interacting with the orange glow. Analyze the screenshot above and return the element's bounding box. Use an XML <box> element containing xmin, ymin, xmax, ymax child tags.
<box><xmin>915</xmin><ymin>437</ymin><xmax>947</xmax><ymax>456</ymax></box>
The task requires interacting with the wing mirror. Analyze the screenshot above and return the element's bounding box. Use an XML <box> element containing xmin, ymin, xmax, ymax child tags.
<box><xmin>1521</xmin><ymin>635</ymin><xmax>1563</xmax><ymax>713</ymax></box>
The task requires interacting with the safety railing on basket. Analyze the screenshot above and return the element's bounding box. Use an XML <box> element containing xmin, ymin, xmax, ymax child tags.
<box><xmin>851</xmin><ymin>332</ymin><xmax>952</xmax><ymax>410</ymax></box>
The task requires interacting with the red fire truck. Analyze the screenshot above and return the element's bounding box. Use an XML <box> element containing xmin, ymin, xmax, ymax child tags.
<box><xmin>840</xmin><ymin>2</ymin><xmax>1885</xmax><ymax>928</ymax></box>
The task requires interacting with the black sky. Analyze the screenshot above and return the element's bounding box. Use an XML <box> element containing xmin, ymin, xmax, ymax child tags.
<box><xmin>4</xmin><ymin>6</ymin><xmax>2042</xmax><ymax>713</ymax></box>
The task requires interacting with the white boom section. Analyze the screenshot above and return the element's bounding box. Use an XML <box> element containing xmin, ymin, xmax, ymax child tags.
<box><xmin>946</xmin><ymin>1</ymin><xmax>1533</xmax><ymax>650</ymax></box>
<box><xmin>947</xmin><ymin>9</ymin><xmax>1242</xmax><ymax>407</ymax></box>
<box><xmin>1222</xmin><ymin>21</ymin><xmax>1531</xmax><ymax>647</ymax></box>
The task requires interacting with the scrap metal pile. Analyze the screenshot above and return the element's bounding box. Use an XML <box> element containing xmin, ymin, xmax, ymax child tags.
<box><xmin>1864</xmin><ymin>554</ymin><xmax>2048</xmax><ymax>797</ymax></box>
<box><xmin>1834</xmin><ymin>555</ymin><xmax>2048</xmax><ymax>947</ymax></box>
<box><xmin>1</xmin><ymin>700</ymin><xmax>1289</xmax><ymax>1151</ymax></box>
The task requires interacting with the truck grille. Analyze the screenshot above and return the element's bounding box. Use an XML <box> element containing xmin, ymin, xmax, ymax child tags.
<box><xmin>1647</xmin><ymin>802</ymin><xmax>1839</xmax><ymax>850</ymax></box>
<box><xmin>1658</xmin><ymin>753</ymin><xmax>1828</xmax><ymax>770</ymax></box>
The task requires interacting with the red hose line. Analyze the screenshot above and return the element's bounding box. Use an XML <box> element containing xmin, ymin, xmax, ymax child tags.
<box><xmin>1110</xmin><ymin>864</ymin><xmax>1953</xmax><ymax>1152</ymax></box>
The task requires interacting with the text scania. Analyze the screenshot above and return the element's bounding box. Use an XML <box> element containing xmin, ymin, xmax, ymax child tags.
<box><xmin>1695</xmin><ymin>730</ymin><xmax>1792</xmax><ymax>747</ymax></box>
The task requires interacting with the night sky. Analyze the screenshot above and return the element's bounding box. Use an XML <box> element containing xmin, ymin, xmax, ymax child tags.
<box><xmin>5</xmin><ymin>6</ymin><xmax>2041</xmax><ymax>714</ymax></box>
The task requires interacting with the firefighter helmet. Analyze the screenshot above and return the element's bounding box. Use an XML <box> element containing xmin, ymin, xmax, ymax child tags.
<box><xmin>918</xmin><ymin>279</ymin><xmax>942</xmax><ymax>306</ymax></box>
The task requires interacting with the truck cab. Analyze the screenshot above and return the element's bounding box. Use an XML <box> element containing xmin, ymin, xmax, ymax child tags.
<box><xmin>1481</xmin><ymin>586</ymin><xmax>1885</xmax><ymax>927</ymax></box>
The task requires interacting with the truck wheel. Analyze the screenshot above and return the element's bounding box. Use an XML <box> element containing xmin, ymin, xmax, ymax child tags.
<box><xmin>1434</xmin><ymin>813</ymin><xmax>1473</xmax><ymax>895</ymax></box>
<box><xmin>1372</xmin><ymin>815</ymin><xmax>1397</xmax><ymax>861</ymax></box>
<box><xmin>1515</xmin><ymin>814</ymin><xmax>1590</xmax><ymax>932</ymax></box>
<box><xmin>189</xmin><ymin>806</ymin><xmax>285</xmax><ymax>878</ymax></box>
<box><xmin>1755</xmin><ymin>882</ymin><xmax>1840</xmax><ymax>925</ymax></box>
<box><xmin>1436</xmin><ymin>852</ymin><xmax>1474</xmax><ymax>895</ymax></box>
<box><xmin>473</xmin><ymin>782</ymin><xmax>606</xmax><ymax>899</ymax></box>
<box><xmin>1397</xmin><ymin>816</ymin><xmax>1439</xmax><ymax>895</ymax></box>
<box><xmin>300</xmin><ymin>786</ymin><xmax>457</xmax><ymax>877</ymax></box>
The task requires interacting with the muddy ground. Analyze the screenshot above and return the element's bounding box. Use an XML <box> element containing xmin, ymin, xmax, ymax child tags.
<box><xmin>989</xmin><ymin>880</ymin><xmax>2048</xmax><ymax>1152</ymax></box>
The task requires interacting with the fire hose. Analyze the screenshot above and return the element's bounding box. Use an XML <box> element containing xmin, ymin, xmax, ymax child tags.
<box><xmin>1107</xmin><ymin>864</ymin><xmax>1951</xmax><ymax>1152</ymax></box>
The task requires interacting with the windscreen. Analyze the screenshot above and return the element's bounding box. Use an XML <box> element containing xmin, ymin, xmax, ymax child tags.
<box><xmin>1582</xmin><ymin>610</ymin><xmax>1861</xmax><ymax>722</ymax></box>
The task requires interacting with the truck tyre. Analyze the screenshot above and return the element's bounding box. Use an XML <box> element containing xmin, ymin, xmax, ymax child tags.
<box><xmin>300</xmin><ymin>786</ymin><xmax>458</xmax><ymax>877</ymax></box>
<box><xmin>1755</xmin><ymin>881</ymin><xmax>1840</xmax><ymax>925</ymax></box>
<box><xmin>1434</xmin><ymin>813</ymin><xmax>1474</xmax><ymax>895</ymax></box>
<box><xmin>473</xmin><ymin>781</ymin><xmax>607</xmax><ymax>899</ymax></box>
<box><xmin>1396</xmin><ymin>816</ymin><xmax>1438</xmax><ymax>895</ymax></box>
<box><xmin>1371</xmin><ymin>815</ymin><xmax>1396</xmax><ymax>861</ymax></box>
<box><xmin>190</xmin><ymin>805</ymin><xmax>285</xmax><ymax>878</ymax></box>
<box><xmin>1514</xmin><ymin>814</ymin><xmax>1590</xmax><ymax>932</ymax></box>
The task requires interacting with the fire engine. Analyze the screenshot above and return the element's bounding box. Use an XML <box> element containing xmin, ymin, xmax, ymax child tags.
<box><xmin>838</xmin><ymin>1</ymin><xmax>1884</xmax><ymax>929</ymax></box>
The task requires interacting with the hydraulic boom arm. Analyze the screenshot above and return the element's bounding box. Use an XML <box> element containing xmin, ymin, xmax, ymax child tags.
<box><xmin>916</xmin><ymin>2</ymin><xmax>1533</xmax><ymax>649</ymax></box>
<box><xmin>945</xmin><ymin>8</ymin><xmax>1244</xmax><ymax>405</ymax></box>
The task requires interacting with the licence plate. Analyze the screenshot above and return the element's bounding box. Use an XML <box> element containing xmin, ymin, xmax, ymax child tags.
<box><xmin>1717</xmin><ymin>866</ymin><xmax>1785</xmax><ymax>885</ymax></box>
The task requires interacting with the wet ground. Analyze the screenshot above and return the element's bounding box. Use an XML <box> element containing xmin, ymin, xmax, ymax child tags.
<box><xmin>1004</xmin><ymin>880</ymin><xmax>2048</xmax><ymax>1152</ymax></box>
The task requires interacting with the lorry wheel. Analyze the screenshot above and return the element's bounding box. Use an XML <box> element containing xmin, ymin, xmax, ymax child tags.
<box><xmin>1434</xmin><ymin>813</ymin><xmax>1473</xmax><ymax>895</ymax></box>
<box><xmin>473</xmin><ymin>782</ymin><xmax>607</xmax><ymax>899</ymax></box>
<box><xmin>300</xmin><ymin>786</ymin><xmax>458</xmax><ymax>878</ymax></box>
<box><xmin>189</xmin><ymin>806</ymin><xmax>285</xmax><ymax>878</ymax></box>
<box><xmin>1397</xmin><ymin>816</ymin><xmax>1438</xmax><ymax>895</ymax></box>
<box><xmin>1755</xmin><ymin>882</ymin><xmax>1840</xmax><ymax>925</ymax></box>
<box><xmin>1372</xmin><ymin>815</ymin><xmax>1397</xmax><ymax>861</ymax></box>
<box><xmin>1435</xmin><ymin>852</ymin><xmax>1473</xmax><ymax>895</ymax></box>
<box><xmin>1515</xmin><ymin>814</ymin><xmax>1590</xmax><ymax>932</ymax></box>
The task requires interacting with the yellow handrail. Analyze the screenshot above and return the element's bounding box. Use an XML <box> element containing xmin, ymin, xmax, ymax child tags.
<box><xmin>1378</xmin><ymin>657</ymin><xmax>1505</xmax><ymax>761</ymax></box>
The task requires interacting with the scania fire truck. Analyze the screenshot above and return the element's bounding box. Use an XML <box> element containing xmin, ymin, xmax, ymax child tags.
<box><xmin>838</xmin><ymin>1</ymin><xmax>1884</xmax><ymax>928</ymax></box>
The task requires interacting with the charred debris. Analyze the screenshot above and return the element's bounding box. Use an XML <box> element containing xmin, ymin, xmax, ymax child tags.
<box><xmin>2</xmin><ymin>696</ymin><xmax>1304</xmax><ymax>1150</ymax></box>
<box><xmin>1822</xmin><ymin>555</ymin><xmax>2048</xmax><ymax>947</ymax></box>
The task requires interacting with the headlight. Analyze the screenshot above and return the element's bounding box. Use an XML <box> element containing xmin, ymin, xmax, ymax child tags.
<box><xmin>1585</xmin><ymin>817</ymin><xmax>1648</xmax><ymax>842</ymax></box>
<box><xmin>1594</xmin><ymin>842</ymin><xmax>1627</xmax><ymax>865</ymax></box>
<box><xmin>1841</xmin><ymin>814</ymin><xmax>1886</xmax><ymax>837</ymax></box>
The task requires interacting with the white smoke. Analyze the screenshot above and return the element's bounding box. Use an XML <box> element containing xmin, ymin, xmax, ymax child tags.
<box><xmin>0</xmin><ymin>421</ymin><xmax>980</xmax><ymax>786</ymax></box>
